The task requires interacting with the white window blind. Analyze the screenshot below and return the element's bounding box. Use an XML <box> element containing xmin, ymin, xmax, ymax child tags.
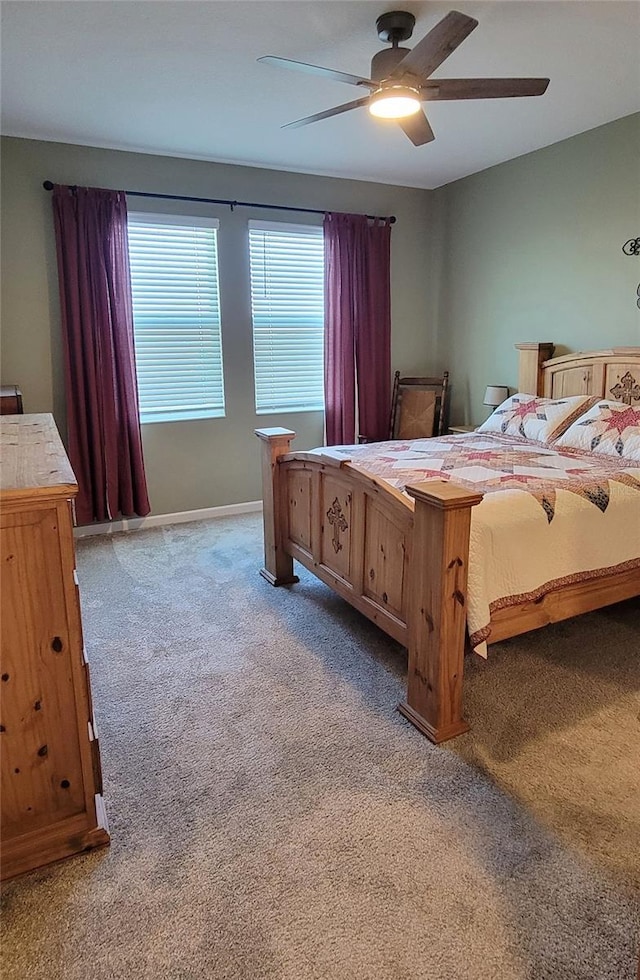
<box><xmin>127</xmin><ymin>213</ymin><xmax>225</xmax><ymax>423</ymax></box>
<box><xmin>249</xmin><ymin>220</ymin><xmax>325</xmax><ymax>414</ymax></box>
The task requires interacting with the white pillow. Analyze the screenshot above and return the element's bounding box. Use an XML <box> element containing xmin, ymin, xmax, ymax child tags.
<box><xmin>477</xmin><ymin>393</ymin><xmax>593</xmax><ymax>443</ymax></box>
<box><xmin>554</xmin><ymin>399</ymin><xmax>640</xmax><ymax>461</ymax></box>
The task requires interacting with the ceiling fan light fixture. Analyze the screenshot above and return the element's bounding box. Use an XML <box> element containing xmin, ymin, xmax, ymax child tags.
<box><xmin>369</xmin><ymin>84</ymin><xmax>421</xmax><ymax>119</ymax></box>
<box><xmin>264</xmin><ymin>9</ymin><xmax>549</xmax><ymax>147</ymax></box>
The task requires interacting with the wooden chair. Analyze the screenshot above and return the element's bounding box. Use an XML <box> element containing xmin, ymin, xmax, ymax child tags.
<box><xmin>389</xmin><ymin>370</ymin><xmax>450</xmax><ymax>439</ymax></box>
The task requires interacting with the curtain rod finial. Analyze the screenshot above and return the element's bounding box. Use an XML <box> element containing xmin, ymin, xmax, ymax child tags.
<box><xmin>43</xmin><ymin>180</ymin><xmax>54</xmax><ymax>191</ymax></box>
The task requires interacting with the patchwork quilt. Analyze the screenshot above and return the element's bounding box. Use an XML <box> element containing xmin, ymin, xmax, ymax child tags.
<box><xmin>331</xmin><ymin>432</ymin><xmax>640</xmax><ymax>655</ymax></box>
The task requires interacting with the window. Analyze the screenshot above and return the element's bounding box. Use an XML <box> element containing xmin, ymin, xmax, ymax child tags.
<box><xmin>249</xmin><ymin>220</ymin><xmax>324</xmax><ymax>414</ymax></box>
<box><xmin>127</xmin><ymin>213</ymin><xmax>225</xmax><ymax>423</ymax></box>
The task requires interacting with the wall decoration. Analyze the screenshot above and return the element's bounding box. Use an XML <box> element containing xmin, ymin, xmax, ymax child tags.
<box><xmin>621</xmin><ymin>237</ymin><xmax>640</xmax><ymax>311</ymax></box>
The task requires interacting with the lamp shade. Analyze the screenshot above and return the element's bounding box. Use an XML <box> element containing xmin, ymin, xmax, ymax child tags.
<box><xmin>483</xmin><ymin>385</ymin><xmax>509</xmax><ymax>408</ymax></box>
<box><xmin>369</xmin><ymin>85</ymin><xmax>422</xmax><ymax>119</ymax></box>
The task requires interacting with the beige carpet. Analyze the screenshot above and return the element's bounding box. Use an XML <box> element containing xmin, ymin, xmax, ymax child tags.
<box><xmin>2</xmin><ymin>514</ymin><xmax>639</xmax><ymax>980</ymax></box>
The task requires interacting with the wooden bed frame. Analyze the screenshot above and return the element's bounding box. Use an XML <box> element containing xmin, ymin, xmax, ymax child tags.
<box><xmin>256</xmin><ymin>344</ymin><xmax>640</xmax><ymax>743</ymax></box>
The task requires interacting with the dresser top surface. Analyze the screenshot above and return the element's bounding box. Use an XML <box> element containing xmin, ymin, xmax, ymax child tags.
<box><xmin>1</xmin><ymin>414</ymin><xmax>77</xmax><ymax>499</ymax></box>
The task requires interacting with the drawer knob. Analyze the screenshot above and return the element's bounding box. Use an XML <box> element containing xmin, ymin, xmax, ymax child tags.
<box><xmin>51</xmin><ymin>636</ymin><xmax>63</xmax><ymax>653</ymax></box>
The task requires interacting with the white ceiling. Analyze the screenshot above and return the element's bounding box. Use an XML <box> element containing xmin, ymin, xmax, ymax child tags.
<box><xmin>1</xmin><ymin>1</ymin><xmax>639</xmax><ymax>189</ymax></box>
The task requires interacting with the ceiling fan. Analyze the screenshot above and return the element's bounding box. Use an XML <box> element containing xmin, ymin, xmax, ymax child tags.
<box><xmin>259</xmin><ymin>9</ymin><xmax>550</xmax><ymax>146</ymax></box>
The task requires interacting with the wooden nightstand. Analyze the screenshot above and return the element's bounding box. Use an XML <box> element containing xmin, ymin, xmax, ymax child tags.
<box><xmin>0</xmin><ymin>385</ymin><xmax>23</xmax><ymax>415</ymax></box>
<box><xmin>448</xmin><ymin>424</ymin><xmax>476</xmax><ymax>434</ymax></box>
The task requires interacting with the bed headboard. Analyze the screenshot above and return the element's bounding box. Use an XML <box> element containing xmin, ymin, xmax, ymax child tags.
<box><xmin>516</xmin><ymin>343</ymin><xmax>640</xmax><ymax>404</ymax></box>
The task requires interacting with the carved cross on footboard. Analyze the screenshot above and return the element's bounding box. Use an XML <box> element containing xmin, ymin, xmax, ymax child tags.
<box><xmin>326</xmin><ymin>497</ymin><xmax>348</xmax><ymax>553</ymax></box>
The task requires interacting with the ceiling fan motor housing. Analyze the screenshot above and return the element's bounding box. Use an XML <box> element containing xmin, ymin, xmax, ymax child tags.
<box><xmin>370</xmin><ymin>47</ymin><xmax>411</xmax><ymax>82</ymax></box>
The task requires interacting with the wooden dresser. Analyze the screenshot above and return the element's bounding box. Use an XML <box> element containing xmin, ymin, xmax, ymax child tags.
<box><xmin>1</xmin><ymin>414</ymin><xmax>109</xmax><ymax>879</ymax></box>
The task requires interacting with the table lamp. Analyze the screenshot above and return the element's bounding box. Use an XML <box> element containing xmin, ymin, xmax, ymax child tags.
<box><xmin>483</xmin><ymin>385</ymin><xmax>509</xmax><ymax>413</ymax></box>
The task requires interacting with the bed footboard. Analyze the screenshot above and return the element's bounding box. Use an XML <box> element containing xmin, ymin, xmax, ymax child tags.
<box><xmin>256</xmin><ymin>428</ymin><xmax>482</xmax><ymax>743</ymax></box>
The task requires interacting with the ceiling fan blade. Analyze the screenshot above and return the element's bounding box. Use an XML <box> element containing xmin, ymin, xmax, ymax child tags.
<box><xmin>422</xmin><ymin>77</ymin><xmax>550</xmax><ymax>100</ymax></box>
<box><xmin>258</xmin><ymin>56</ymin><xmax>375</xmax><ymax>89</ymax></box>
<box><xmin>397</xmin><ymin>110</ymin><xmax>435</xmax><ymax>146</ymax></box>
<box><xmin>391</xmin><ymin>11</ymin><xmax>478</xmax><ymax>82</ymax></box>
<box><xmin>282</xmin><ymin>97</ymin><xmax>371</xmax><ymax>130</ymax></box>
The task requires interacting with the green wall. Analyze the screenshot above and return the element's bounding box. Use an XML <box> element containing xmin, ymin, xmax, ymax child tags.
<box><xmin>3</xmin><ymin>115</ymin><xmax>638</xmax><ymax>517</ymax></box>
<box><xmin>437</xmin><ymin>113</ymin><xmax>640</xmax><ymax>424</ymax></box>
<box><xmin>0</xmin><ymin>137</ymin><xmax>440</xmax><ymax>515</ymax></box>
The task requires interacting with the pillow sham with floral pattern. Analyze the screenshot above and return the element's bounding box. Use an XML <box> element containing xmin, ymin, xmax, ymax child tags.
<box><xmin>477</xmin><ymin>393</ymin><xmax>593</xmax><ymax>443</ymax></box>
<box><xmin>554</xmin><ymin>399</ymin><xmax>640</xmax><ymax>461</ymax></box>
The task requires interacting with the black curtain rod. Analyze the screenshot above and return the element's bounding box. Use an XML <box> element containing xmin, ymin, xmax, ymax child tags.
<box><xmin>42</xmin><ymin>181</ymin><xmax>396</xmax><ymax>224</ymax></box>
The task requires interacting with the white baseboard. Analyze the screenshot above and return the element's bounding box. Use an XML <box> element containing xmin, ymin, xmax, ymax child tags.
<box><xmin>73</xmin><ymin>500</ymin><xmax>263</xmax><ymax>538</ymax></box>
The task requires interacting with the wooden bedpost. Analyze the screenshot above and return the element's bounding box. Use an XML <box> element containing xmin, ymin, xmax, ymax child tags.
<box><xmin>516</xmin><ymin>342</ymin><xmax>555</xmax><ymax>395</ymax></box>
<box><xmin>399</xmin><ymin>481</ymin><xmax>483</xmax><ymax>743</ymax></box>
<box><xmin>255</xmin><ymin>427</ymin><xmax>299</xmax><ymax>586</ymax></box>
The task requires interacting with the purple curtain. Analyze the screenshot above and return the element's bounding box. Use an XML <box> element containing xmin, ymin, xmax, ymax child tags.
<box><xmin>323</xmin><ymin>212</ymin><xmax>391</xmax><ymax>445</ymax></box>
<box><xmin>52</xmin><ymin>185</ymin><xmax>150</xmax><ymax>524</ymax></box>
